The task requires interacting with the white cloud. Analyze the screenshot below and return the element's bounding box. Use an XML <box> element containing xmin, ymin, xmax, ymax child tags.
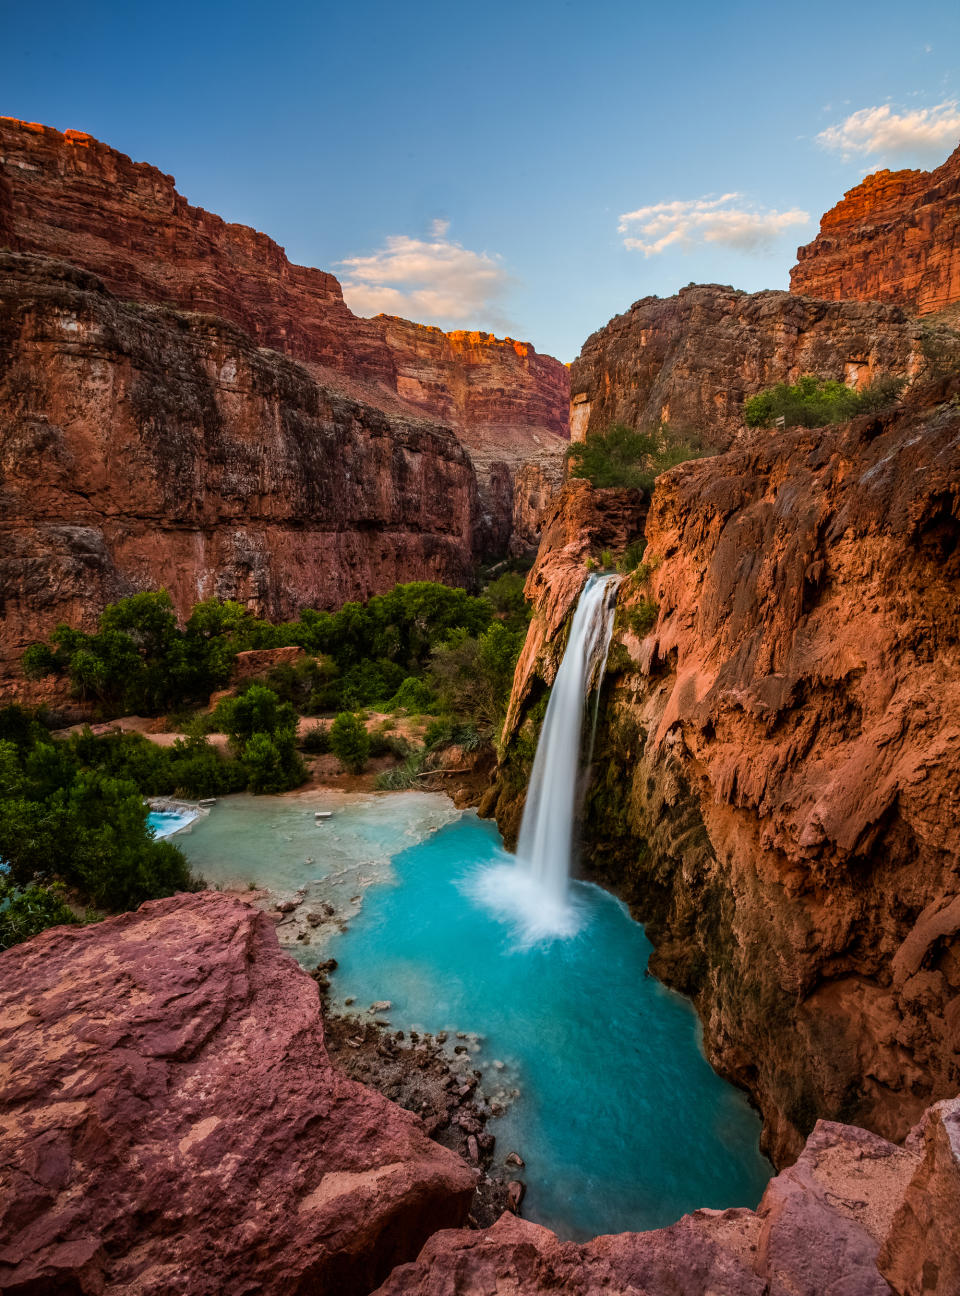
<box><xmin>618</xmin><ymin>194</ymin><xmax>810</xmax><ymax>256</ymax></box>
<box><xmin>338</xmin><ymin>225</ymin><xmax>510</xmax><ymax>327</ymax></box>
<box><xmin>817</xmin><ymin>101</ymin><xmax>960</xmax><ymax>162</ymax></box>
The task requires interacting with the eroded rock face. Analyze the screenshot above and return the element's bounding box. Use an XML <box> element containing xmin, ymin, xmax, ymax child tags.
<box><xmin>567</xmin><ymin>284</ymin><xmax>959</xmax><ymax>448</ymax></box>
<box><xmin>791</xmin><ymin>144</ymin><xmax>960</xmax><ymax>314</ymax></box>
<box><xmin>0</xmin><ymin>254</ymin><xmax>477</xmax><ymax>688</ymax></box>
<box><xmin>497</xmin><ymin>382</ymin><xmax>960</xmax><ymax>1168</ymax></box>
<box><xmin>373</xmin><ymin>316</ymin><xmax>569</xmax><ymax>535</ymax></box>
<box><xmin>0</xmin><ymin>116</ymin><xmax>569</xmax><ymax>556</ymax></box>
<box><xmin>375</xmin><ymin>1107</ymin><xmax>956</xmax><ymax>1296</ymax></box>
<box><xmin>0</xmin><ymin>892</ymin><xmax>476</xmax><ymax>1295</ymax></box>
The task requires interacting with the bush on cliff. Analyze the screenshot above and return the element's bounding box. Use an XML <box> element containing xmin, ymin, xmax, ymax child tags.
<box><xmin>744</xmin><ymin>374</ymin><xmax>906</xmax><ymax>429</ymax></box>
<box><xmin>566</xmin><ymin>422</ymin><xmax>702</xmax><ymax>492</ymax></box>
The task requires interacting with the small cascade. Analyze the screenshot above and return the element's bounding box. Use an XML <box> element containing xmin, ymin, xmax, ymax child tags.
<box><xmin>469</xmin><ymin>572</ymin><xmax>621</xmax><ymax>943</ymax></box>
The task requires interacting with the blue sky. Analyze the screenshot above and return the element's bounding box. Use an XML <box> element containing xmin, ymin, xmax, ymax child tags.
<box><xmin>3</xmin><ymin>0</ymin><xmax>958</xmax><ymax>360</ymax></box>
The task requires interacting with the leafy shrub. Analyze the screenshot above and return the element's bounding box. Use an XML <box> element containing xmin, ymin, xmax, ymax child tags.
<box><xmin>566</xmin><ymin>423</ymin><xmax>702</xmax><ymax>491</ymax></box>
<box><xmin>329</xmin><ymin>712</ymin><xmax>370</xmax><ymax>773</ymax></box>
<box><xmin>0</xmin><ymin>878</ymin><xmax>76</xmax><ymax>950</ymax></box>
<box><xmin>368</xmin><ymin>729</ymin><xmax>410</xmax><ymax>759</ymax></box>
<box><xmin>386</xmin><ymin>676</ymin><xmax>436</xmax><ymax>713</ymax></box>
<box><xmin>428</xmin><ymin>623</ymin><xmax>525</xmax><ymax>732</ymax></box>
<box><xmin>744</xmin><ymin>374</ymin><xmax>906</xmax><ymax>429</ymax></box>
<box><xmin>484</xmin><ymin>571</ymin><xmax>530</xmax><ymax>631</ymax></box>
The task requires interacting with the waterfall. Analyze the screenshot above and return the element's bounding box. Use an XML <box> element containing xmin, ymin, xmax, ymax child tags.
<box><xmin>467</xmin><ymin>572</ymin><xmax>621</xmax><ymax>944</ymax></box>
<box><xmin>516</xmin><ymin>573</ymin><xmax>621</xmax><ymax>904</ymax></box>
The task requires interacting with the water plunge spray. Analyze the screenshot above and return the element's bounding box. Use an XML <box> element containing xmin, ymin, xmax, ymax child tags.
<box><xmin>469</xmin><ymin>573</ymin><xmax>621</xmax><ymax>943</ymax></box>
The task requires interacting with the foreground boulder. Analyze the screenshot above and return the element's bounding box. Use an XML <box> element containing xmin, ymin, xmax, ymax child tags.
<box><xmin>0</xmin><ymin>892</ymin><xmax>475</xmax><ymax>1295</ymax></box>
<box><xmin>375</xmin><ymin>1102</ymin><xmax>960</xmax><ymax>1295</ymax></box>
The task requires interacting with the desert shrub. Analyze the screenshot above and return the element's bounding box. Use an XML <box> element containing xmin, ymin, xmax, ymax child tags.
<box><xmin>918</xmin><ymin>325</ymin><xmax>960</xmax><ymax>379</ymax></box>
<box><xmin>300</xmin><ymin>725</ymin><xmax>331</xmax><ymax>754</ymax></box>
<box><xmin>329</xmin><ymin>712</ymin><xmax>371</xmax><ymax>773</ymax></box>
<box><xmin>373</xmin><ymin>751</ymin><xmax>426</xmax><ymax>790</ymax></box>
<box><xmin>744</xmin><ymin>374</ymin><xmax>907</xmax><ymax>429</ymax></box>
<box><xmin>566</xmin><ymin>422</ymin><xmax>702</xmax><ymax>491</ymax></box>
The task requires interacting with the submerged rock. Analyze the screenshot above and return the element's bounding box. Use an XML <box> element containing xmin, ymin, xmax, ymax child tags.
<box><xmin>0</xmin><ymin>892</ymin><xmax>475</xmax><ymax>1295</ymax></box>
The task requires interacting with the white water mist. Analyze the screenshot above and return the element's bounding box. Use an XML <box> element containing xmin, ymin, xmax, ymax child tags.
<box><xmin>467</xmin><ymin>573</ymin><xmax>621</xmax><ymax>944</ymax></box>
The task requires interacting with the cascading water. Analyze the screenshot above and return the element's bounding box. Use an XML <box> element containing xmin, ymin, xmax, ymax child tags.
<box><xmin>468</xmin><ymin>572</ymin><xmax>621</xmax><ymax>943</ymax></box>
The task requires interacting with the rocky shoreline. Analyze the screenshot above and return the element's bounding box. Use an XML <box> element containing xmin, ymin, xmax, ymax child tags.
<box><xmin>319</xmin><ymin>993</ymin><xmax>524</xmax><ymax>1227</ymax></box>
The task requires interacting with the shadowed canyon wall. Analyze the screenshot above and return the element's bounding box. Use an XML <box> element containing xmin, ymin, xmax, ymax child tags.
<box><xmin>493</xmin><ymin>379</ymin><xmax>960</xmax><ymax>1172</ymax></box>
<box><xmin>790</xmin><ymin>142</ymin><xmax>960</xmax><ymax>315</ymax></box>
<box><xmin>0</xmin><ymin>254</ymin><xmax>478</xmax><ymax>687</ymax></box>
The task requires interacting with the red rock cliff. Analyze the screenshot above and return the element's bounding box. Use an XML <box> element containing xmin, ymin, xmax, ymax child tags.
<box><xmin>790</xmin><ymin>143</ymin><xmax>960</xmax><ymax>314</ymax></box>
<box><xmin>0</xmin><ymin>253</ymin><xmax>478</xmax><ymax>689</ymax></box>
<box><xmin>493</xmin><ymin>378</ymin><xmax>960</xmax><ymax>1171</ymax></box>
<box><xmin>0</xmin><ymin>116</ymin><xmax>569</xmax><ymax>524</ymax></box>
<box><xmin>567</xmin><ymin>284</ymin><xmax>959</xmax><ymax>450</ymax></box>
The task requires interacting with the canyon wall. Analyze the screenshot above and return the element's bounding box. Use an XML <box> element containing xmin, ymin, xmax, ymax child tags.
<box><xmin>0</xmin><ymin>116</ymin><xmax>569</xmax><ymax>555</ymax></box>
<box><xmin>0</xmin><ymin>253</ymin><xmax>478</xmax><ymax>688</ymax></box>
<box><xmin>567</xmin><ymin>284</ymin><xmax>960</xmax><ymax>449</ymax></box>
<box><xmin>790</xmin><ymin>142</ymin><xmax>960</xmax><ymax>315</ymax></box>
<box><xmin>492</xmin><ymin>378</ymin><xmax>960</xmax><ymax>1171</ymax></box>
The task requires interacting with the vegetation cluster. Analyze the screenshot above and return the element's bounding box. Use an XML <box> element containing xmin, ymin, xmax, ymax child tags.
<box><xmin>566</xmin><ymin>422</ymin><xmax>703</xmax><ymax>492</ymax></box>
<box><xmin>6</xmin><ymin>575</ymin><xmax>534</xmax><ymax>946</ymax></box>
<box><xmin>744</xmin><ymin>374</ymin><xmax>906</xmax><ymax>429</ymax></box>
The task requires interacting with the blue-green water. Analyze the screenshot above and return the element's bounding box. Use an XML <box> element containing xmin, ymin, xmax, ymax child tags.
<box><xmin>176</xmin><ymin>793</ymin><xmax>770</xmax><ymax>1240</ymax></box>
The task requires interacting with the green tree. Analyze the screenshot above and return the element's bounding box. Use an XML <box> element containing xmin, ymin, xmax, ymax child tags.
<box><xmin>329</xmin><ymin>712</ymin><xmax>371</xmax><ymax>773</ymax></box>
<box><xmin>566</xmin><ymin>423</ymin><xmax>701</xmax><ymax>491</ymax></box>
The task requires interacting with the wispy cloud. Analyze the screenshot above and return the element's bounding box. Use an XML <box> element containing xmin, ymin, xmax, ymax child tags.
<box><xmin>618</xmin><ymin>194</ymin><xmax>809</xmax><ymax>255</ymax></box>
<box><xmin>339</xmin><ymin>225</ymin><xmax>511</xmax><ymax>327</ymax></box>
<box><xmin>817</xmin><ymin>101</ymin><xmax>960</xmax><ymax>162</ymax></box>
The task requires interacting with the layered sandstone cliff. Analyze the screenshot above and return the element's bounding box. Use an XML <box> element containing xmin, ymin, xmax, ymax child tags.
<box><xmin>0</xmin><ymin>253</ymin><xmax>477</xmax><ymax>687</ymax></box>
<box><xmin>492</xmin><ymin>378</ymin><xmax>960</xmax><ymax>1171</ymax></box>
<box><xmin>791</xmin><ymin>143</ymin><xmax>960</xmax><ymax>314</ymax></box>
<box><xmin>0</xmin><ymin>891</ymin><xmax>475</xmax><ymax>1295</ymax></box>
<box><xmin>0</xmin><ymin>116</ymin><xmax>569</xmax><ymax>554</ymax></box>
<box><xmin>567</xmin><ymin>284</ymin><xmax>959</xmax><ymax>449</ymax></box>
